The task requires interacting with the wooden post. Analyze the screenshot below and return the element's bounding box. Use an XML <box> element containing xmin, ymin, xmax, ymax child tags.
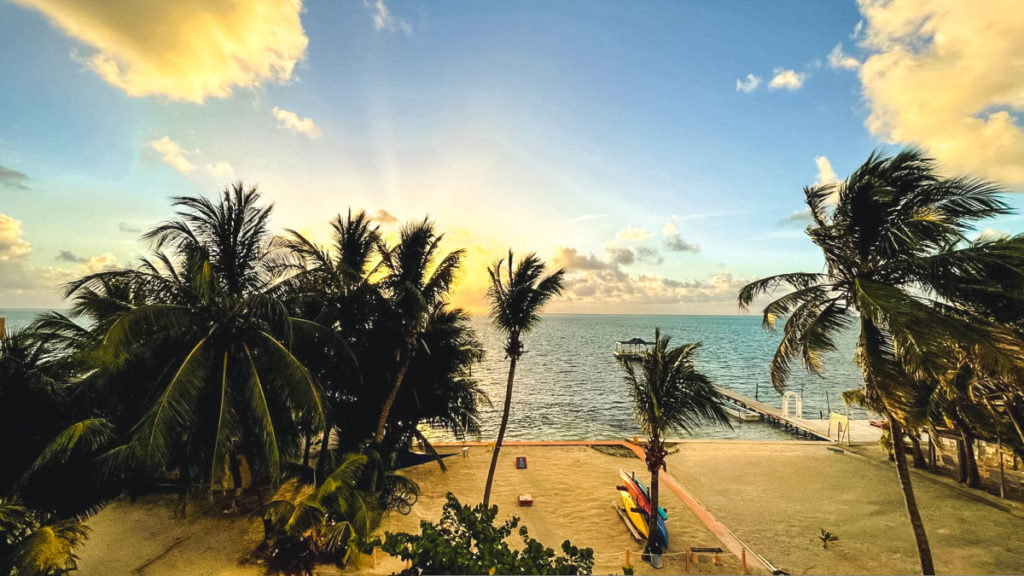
<box><xmin>684</xmin><ymin>550</ymin><xmax>690</xmax><ymax>572</ymax></box>
<box><xmin>0</xmin><ymin>317</ymin><xmax>5</xmax><ymax>339</ymax></box>
<box><xmin>625</xmin><ymin>550</ymin><xmax>631</xmax><ymax>570</ymax></box>
<box><xmin>741</xmin><ymin>549</ymin><xmax>748</xmax><ymax>574</ymax></box>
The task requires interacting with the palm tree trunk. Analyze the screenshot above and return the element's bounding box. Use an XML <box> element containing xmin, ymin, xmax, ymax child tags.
<box><xmin>315</xmin><ymin>422</ymin><xmax>332</xmax><ymax>485</ymax></box>
<box><xmin>961</xmin><ymin>430</ymin><xmax>980</xmax><ymax>488</ymax></box>
<box><xmin>890</xmin><ymin>419</ymin><xmax>935</xmax><ymax>575</ymax></box>
<box><xmin>909</xmin><ymin>432</ymin><xmax>927</xmax><ymax>469</ymax></box>
<box><xmin>482</xmin><ymin>350</ymin><xmax>519</xmax><ymax>508</ymax></box>
<box><xmin>956</xmin><ymin>436</ymin><xmax>968</xmax><ymax>483</ymax></box>
<box><xmin>301</xmin><ymin>432</ymin><xmax>312</xmax><ymax>469</ymax></box>
<box><xmin>859</xmin><ymin>317</ymin><xmax>934</xmax><ymax>574</ymax></box>
<box><xmin>375</xmin><ymin>344</ymin><xmax>414</xmax><ymax>445</ymax></box>
<box><xmin>645</xmin><ymin>437</ymin><xmax>663</xmax><ymax>560</ymax></box>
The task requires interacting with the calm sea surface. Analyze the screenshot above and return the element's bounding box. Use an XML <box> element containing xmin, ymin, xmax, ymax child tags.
<box><xmin>0</xmin><ymin>310</ymin><xmax>870</xmax><ymax>441</ymax></box>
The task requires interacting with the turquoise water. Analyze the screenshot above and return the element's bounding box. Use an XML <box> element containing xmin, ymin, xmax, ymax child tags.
<box><xmin>1</xmin><ymin>309</ymin><xmax>53</xmax><ymax>333</ymax></box>
<box><xmin>466</xmin><ymin>315</ymin><xmax>868</xmax><ymax>441</ymax></box>
<box><xmin>0</xmin><ymin>310</ymin><xmax>870</xmax><ymax>440</ymax></box>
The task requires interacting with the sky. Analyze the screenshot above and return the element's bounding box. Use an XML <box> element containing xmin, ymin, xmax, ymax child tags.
<box><xmin>1</xmin><ymin>0</ymin><xmax>1023</xmax><ymax>314</ymax></box>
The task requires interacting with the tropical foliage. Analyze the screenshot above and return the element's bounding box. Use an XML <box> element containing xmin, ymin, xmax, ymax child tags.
<box><xmin>739</xmin><ymin>148</ymin><xmax>1024</xmax><ymax>574</ymax></box>
<box><xmin>0</xmin><ymin>183</ymin><xmax>489</xmax><ymax>574</ymax></box>
<box><xmin>372</xmin><ymin>493</ymin><xmax>594</xmax><ymax>576</ymax></box>
<box><xmin>482</xmin><ymin>251</ymin><xmax>564</xmax><ymax>508</ymax></box>
<box><xmin>619</xmin><ymin>329</ymin><xmax>729</xmax><ymax>560</ymax></box>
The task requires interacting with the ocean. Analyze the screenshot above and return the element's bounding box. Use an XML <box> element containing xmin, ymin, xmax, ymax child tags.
<box><xmin>0</xmin><ymin>310</ymin><xmax>869</xmax><ymax>441</ymax></box>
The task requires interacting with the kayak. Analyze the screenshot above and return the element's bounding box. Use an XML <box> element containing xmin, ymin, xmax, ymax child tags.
<box><xmin>618</xmin><ymin>471</ymin><xmax>669</xmax><ymax>549</ymax></box>
<box><xmin>618</xmin><ymin>489</ymin><xmax>649</xmax><ymax>538</ymax></box>
<box><xmin>619</xmin><ymin>470</ymin><xmax>667</xmax><ymax>521</ymax></box>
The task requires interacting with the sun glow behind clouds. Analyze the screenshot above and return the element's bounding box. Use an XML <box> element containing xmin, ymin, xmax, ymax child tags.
<box><xmin>858</xmin><ymin>0</ymin><xmax>1024</xmax><ymax>185</ymax></box>
<box><xmin>11</xmin><ymin>0</ymin><xmax>308</xmax><ymax>102</ymax></box>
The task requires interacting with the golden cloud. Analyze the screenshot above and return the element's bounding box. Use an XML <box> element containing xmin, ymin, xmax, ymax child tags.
<box><xmin>13</xmin><ymin>0</ymin><xmax>308</xmax><ymax>102</ymax></box>
<box><xmin>858</xmin><ymin>0</ymin><xmax>1024</xmax><ymax>185</ymax></box>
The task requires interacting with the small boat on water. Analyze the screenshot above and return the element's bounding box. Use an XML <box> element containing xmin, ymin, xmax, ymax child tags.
<box><xmin>614</xmin><ymin>337</ymin><xmax>654</xmax><ymax>360</ymax></box>
<box><xmin>720</xmin><ymin>402</ymin><xmax>761</xmax><ymax>421</ymax></box>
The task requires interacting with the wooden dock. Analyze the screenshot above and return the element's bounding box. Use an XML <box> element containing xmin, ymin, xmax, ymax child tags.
<box><xmin>714</xmin><ymin>386</ymin><xmax>830</xmax><ymax>441</ymax></box>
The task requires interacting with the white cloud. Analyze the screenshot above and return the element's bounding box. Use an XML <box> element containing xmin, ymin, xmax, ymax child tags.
<box><xmin>857</xmin><ymin>0</ymin><xmax>1024</xmax><ymax>185</ymax></box>
<box><xmin>206</xmin><ymin>162</ymin><xmax>235</xmax><ymax>179</ymax></box>
<box><xmin>615</xmin><ymin>226</ymin><xmax>652</xmax><ymax>242</ymax></box>
<box><xmin>814</xmin><ymin>156</ymin><xmax>838</xmax><ymax>186</ymax></box>
<box><xmin>11</xmin><ymin>0</ymin><xmax>308</xmax><ymax>103</ymax></box>
<box><xmin>661</xmin><ymin>221</ymin><xmax>678</xmax><ymax>236</ymax></box>
<box><xmin>574</xmin><ymin>213</ymin><xmax>607</xmax><ymax>222</ymax></box>
<box><xmin>828</xmin><ymin>43</ymin><xmax>861</xmax><ymax>70</ymax></box>
<box><xmin>272</xmin><ymin>106</ymin><xmax>321</xmax><ymax>139</ymax></box>
<box><xmin>768</xmin><ymin>69</ymin><xmax>805</xmax><ymax>91</ymax></box>
<box><xmin>851</xmin><ymin>19</ymin><xmax>864</xmax><ymax>40</ymax></box>
<box><xmin>782</xmin><ymin>156</ymin><xmax>842</xmax><ymax>225</ymax></box>
<box><xmin>147</xmin><ymin>136</ymin><xmax>195</xmax><ymax>174</ymax></box>
<box><xmin>366</xmin><ymin>0</ymin><xmax>411</xmax><ymax>34</ymax></box>
<box><xmin>0</xmin><ymin>214</ymin><xmax>85</xmax><ymax>307</ymax></box>
<box><xmin>977</xmin><ymin>228</ymin><xmax>1010</xmax><ymax>242</ymax></box>
<box><xmin>736</xmin><ymin>74</ymin><xmax>762</xmax><ymax>93</ymax></box>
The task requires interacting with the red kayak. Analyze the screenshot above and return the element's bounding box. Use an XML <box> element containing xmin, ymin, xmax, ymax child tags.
<box><xmin>618</xmin><ymin>469</ymin><xmax>669</xmax><ymax>549</ymax></box>
<box><xmin>618</xmin><ymin>469</ymin><xmax>667</xmax><ymax>521</ymax></box>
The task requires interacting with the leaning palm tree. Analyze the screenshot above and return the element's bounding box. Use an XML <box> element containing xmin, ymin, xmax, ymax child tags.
<box><xmin>620</xmin><ymin>329</ymin><xmax>729</xmax><ymax>562</ymax></box>
<box><xmin>68</xmin><ymin>184</ymin><xmax>326</xmax><ymax>511</ymax></box>
<box><xmin>373</xmin><ymin>219</ymin><xmax>463</xmax><ymax>446</ymax></box>
<box><xmin>738</xmin><ymin>149</ymin><xmax>1024</xmax><ymax>574</ymax></box>
<box><xmin>481</xmin><ymin>251</ymin><xmax>564</xmax><ymax>508</ymax></box>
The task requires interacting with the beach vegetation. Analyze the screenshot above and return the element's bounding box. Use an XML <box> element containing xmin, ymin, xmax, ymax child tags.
<box><xmin>481</xmin><ymin>251</ymin><xmax>564</xmax><ymax>508</ymax></box>
<box><xmin>1</xmin><ymin>184</ymin><xmax>488</xmax><ymax>572</ymax></box>
<box><xmin>739</xmin><ymin>148</ymin><xmax>1024</xmax><ymax>574</ymax></box>
<box><xmin>619</xmin><ymin>329</ymin><xmax>730</xmax><ymax>561</ymax></box>
<box><xmin>372</xmin><ymin>493</ymin><xmax>594</xmax><ymax>575</ymax></box>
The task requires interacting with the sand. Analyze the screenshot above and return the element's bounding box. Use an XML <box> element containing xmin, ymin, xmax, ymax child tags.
<box><xmin>74</xmin><ymin>441</ymin><xmax>1024</xmax><ymax>575</ymax></box>
<box><xmin>664</xmin><ymin>441</ymin><xmax>1024</xmax><ymax>575</ymax></box>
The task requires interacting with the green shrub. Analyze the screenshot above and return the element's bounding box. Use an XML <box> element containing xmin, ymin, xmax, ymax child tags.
<box><xmin>372</xmin><ymin>493</ymin><xmax>594</xmax><ymax>575</ymax></box>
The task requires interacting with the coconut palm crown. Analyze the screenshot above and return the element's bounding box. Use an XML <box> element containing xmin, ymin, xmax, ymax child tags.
<box><xmin>738</xmin><ymin>148</ymin><xmax>1024</xmax><ymax>574</ymax></box>
<box><xmin>481</xmin><ymin>251</ymin><xmax>564</xmax><ymax>508</ymax></box>
<box><xmin>66</xmin><ymin>183</ymin><xmax>326</xmax><ymax>504</ymax></box>
<box><xmin>620</xmin><ymin>329</ymin><xmax>729</xmax><ymax>559</ymax></box>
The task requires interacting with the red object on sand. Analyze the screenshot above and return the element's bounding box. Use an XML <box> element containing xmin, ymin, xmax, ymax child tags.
<box><xmin>518</xmin><ymin>494</ymin><xmax>533</xmax><ymax>506</ymax></box>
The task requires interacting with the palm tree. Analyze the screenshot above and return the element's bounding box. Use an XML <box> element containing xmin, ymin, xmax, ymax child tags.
<box><xmin>620</xmin><ymin>329</ymin><xmax>729</xmax><ymax>561</ymax></box>
<box><xmin>738</xmin><ymin>149</ymin><xmax>1024</xmax><ymax>574</ymax></box>
<box><xmin>68</xmin><ymin>183</ymin><xmax>326</xmax><ymax>511</ymax></box>
<box><xmin>373</xmin><ymin>219</ymin><xmax>463</xmax><ymax>446</ymax></box>
<box><xmin>277</xmin><ymin>210</ymin><xmax>383</xmax><ymax>481</ymax></box>
<box><xmin>481</xmin><ymin>251</ymin><xmax>564</xmax><ymax>508</ymax></box>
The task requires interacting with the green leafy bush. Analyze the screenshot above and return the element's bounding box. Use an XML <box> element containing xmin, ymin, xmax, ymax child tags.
<box><xmin>372</xmin><ymin>493</ymin><xmax>594</xmax><ymax>575</ymax></box>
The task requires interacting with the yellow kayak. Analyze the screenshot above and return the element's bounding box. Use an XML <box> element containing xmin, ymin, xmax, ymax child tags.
<box><xmin>618</xmin><ymin>490</ymin><xmax>649</xmax><ymax>538</ymax></box>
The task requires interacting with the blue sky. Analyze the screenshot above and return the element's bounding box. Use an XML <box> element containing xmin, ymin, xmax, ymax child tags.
<box><xmin>1</xmin><ymin>0</ymin><xmax>1022</xmax><ymax>312</ymax></box>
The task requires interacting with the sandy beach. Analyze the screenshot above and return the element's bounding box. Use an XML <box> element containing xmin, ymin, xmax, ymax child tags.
<box><xmin>74</xmin><ymin>440</ymin><xmax>1024</xmax><ymax>576</ymax></box>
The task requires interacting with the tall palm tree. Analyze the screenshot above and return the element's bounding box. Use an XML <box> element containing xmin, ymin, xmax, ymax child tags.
<box><xmin>738</xmin><ymin>149</ymin><xmax>1024</xmax><ymax>574</ymax></box>
<box><xmin>481</xmin><ymin>251</ymin><xmax>564</xmax><ymax>508</ymax></box>
<box><xmin>68</xmin><ymin>184</ymin><xmax>326</xmax><ymax>510</ymax></box>
<box><xmin>620</xmin><ymin>329</ymin><xmax>729</xmax><ymax>561</ymax></box>
<box><xmin>373</xmin><ymin>219</ymin><xmax>463</xmax><ymax>445</ymax></box>
<box><xmin>277</xmin><ymin>210</ymin><xmax>383</xmax><ymax>480</ymax></box>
